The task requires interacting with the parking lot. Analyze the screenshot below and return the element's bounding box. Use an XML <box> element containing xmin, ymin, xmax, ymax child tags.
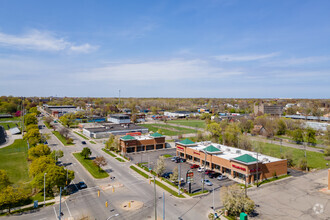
<box><xmin>129</xmin><ymin>149</ymin><xmax>235</xmax><ymax>193</ymax></box>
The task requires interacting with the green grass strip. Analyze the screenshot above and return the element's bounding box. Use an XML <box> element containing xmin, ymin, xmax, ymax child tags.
<box><xmin>44</xmin><ymin>121</ymin><xmax>51</xmax><ymax>129</ymax></box>
<box><xmin>254</xmin><ymin>174</ymin><xmax>290</xmax><ymax>186</ymax></box>
<box><xmin>115</xmin><ymin>157</ymin><xmax>125</xmax><ymax>162</ymax></box>
<box><xmin>73</xmin><ymin>153</ymin><xmax>109</xmax><ymax>179</ymax></box>
<box><xmin>52</xmin><ymin>131</ymin><xmax>74</xmax><ymax>146</ymax></box>
<box><xmin>74</xmin><ymin>131</ymin><xmax>89</xmax><ymax>140</ymax></box>
<box><xmin>90</xmin><ymin>141</ymin><xmax>96</xmax><ymax>144</ymax></box>
<box><xmin>102</xmin><ymin>148</ymin><xmax>116</xmax><ymax>157</ymax></box>
<box><xmin>162</xmin><ymin>154</ymin><xmax>173</xmax><ymax>158</ymax></box>
<box><xmin>152</xmin><ymin>179</ymin><xmax>185</xmax><ymax>198</ymax></box>
<box><xmin>130</xmin><ymin>165</ymin><xmax>150</xmax><ymax>179</ymax></box>
<box><xmin>186</xmin><ymin>190</ymin><xmax>209</xmax><ymax>196</ymax></box>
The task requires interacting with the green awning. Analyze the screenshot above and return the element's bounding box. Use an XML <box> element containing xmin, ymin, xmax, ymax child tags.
<box><xmin>233</xmin><ymin>154</ymin><xmax>257</xmax><ymax>164</ymax></box>
<box><xmin>150</xmin><ymin>132</ymin><xmax>163</xmax><ymax>138</ymax></box>
<box><xmin>179</xmin><ymin>139</ymin><xmax>195</xmax><ymax>145</ymax></box>
<box><xmin>121</xmin><ymin>135</ymin><xmax>136</xmax><ymax>141</ymax></box>
<box><xmin>203</xmin><ymin>145</ymin><xmax>221</xmax><ymax>153</ymax></box>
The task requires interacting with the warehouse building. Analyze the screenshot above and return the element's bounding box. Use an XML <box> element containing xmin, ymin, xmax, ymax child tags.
<box><xmin>83</xmin><ymin>123</ymin><xmax>148</xmax><ymax>138</ymax></box>
<box><xmin>176</xmin><ymin>139</ymin><xmax>287</xmax><ymax>184</ymax></box>
<box><xmin>120</xmin><ymin>132</ymin><xmax>166</xmax><ymax>153</ymax></box>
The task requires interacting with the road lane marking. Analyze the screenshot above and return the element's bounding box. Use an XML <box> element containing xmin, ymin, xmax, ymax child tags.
<box><xmin>53</xmin><ymin>206</ymin><xmax>58</xmax><ymax>220</ymax></box>
<box><xmin>65</xmin><ymin>201</ymin><xmax>72</xmax><ymax>217</ymax></box>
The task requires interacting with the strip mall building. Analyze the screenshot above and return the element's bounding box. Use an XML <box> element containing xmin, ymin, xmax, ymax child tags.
<box><xmin>120</xmin><ymin>132</ymin><xmax>166</xmax><ymax>153</ymax></box>
<box><xmin>176</xmin><ymin>139</ymin><xmax>287</xmax><ymax>184</ymax></box>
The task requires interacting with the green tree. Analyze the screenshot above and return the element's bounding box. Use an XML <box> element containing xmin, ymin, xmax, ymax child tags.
<box><xmin>281</xmin><ymin>150</ymin><xmax>294</xmax><ymax>167</ymax></box>
<box><xmin>277</xmin><ymin>119</ymin><xmax>287</xmax><ymax>135</ymax></box>
<box><xmin>24</xmin><ymin>113</ymin><xmax>38</xmax><ymax>127</ymax></box>
<box><xmin>28</xmin><ymin>144</ymin><xmax>51</xmax><ymax>160</ymax></box>
<box><xmin>151</xmin><ymin>106</ymin><xmax>158</xmax><ymax>115</ymax></box>
<box><xmin>81</xmin><ymin>147</ymin><xmax>92</xmax><ymax>159</ymax></box>
<box><xmin>324</xmin><ymin>147</ymin><xmax>330</xmax><ymax>156</ymax></box>
<box><xmin>155</xmin><ymin>156</ymin><xmax>165</xmax><ymax>176</ymax></box>
<box><xmin>292</xmin><ymin>128</ymin><xmax>304</xmax><ymax>144</ymax></box>
<box><xmin>206</xmin><ymin>122</ymin><xmax>222</xmax><ymax>143</ymax></box>
<box><xmin>24</xmin><ymin>128</ymin><xmax>41</xmax><ymax>146</ymax></box>
<box><xmin>50</xmin><ymin>150</ymin><xmax>64</xmax><ymax>162</ymax></box>
<box><xmin>29</xmin><ymin>156</ymin><xmax>54</xmax><ymax>177</ymax></box>
<box><xmin>0</xmin><ymin>170</ymin><xmax>11</xmax><ymax>190</ymax></box>
<box><xmin>305</xmin><ymin>127</ymin><xmax>316</xmax><ymax>144</ymax></box>
<box><xmin>224</xmin><ymin>123</ymin><xmax>241</xmax><ymax>147</ymax></box>
<box><xmin>0</xmin><ymin>186</ymin><xmax>30</xmax><ymax>213</ymax></box>
<box><xmin>32</xmin><ymin>165</ymin><xmax>74</xmax><ymax>192</ymax></box>
<box><xmin>237</xmin><ymin>135</ymin><xmax>252</xmax><ymax>151</ymax></box>
<box><xmin>29</xmin><ymin>107</ymin><xmax>41</xmax><ymax>115</ymax></box>
<box><xmin>298</xmin><ymin>158</ymin><xmax>307</xmax><ymax>170</ymax></box>
<box><xmin>26</xmin><ymin>124</ymin><xmax>38</xmax><ymax>132</ymax></box>
<box><xmin>220</xmin><ymin>184</ymin><xmax>255</xmax><ymax>216</ymax></box>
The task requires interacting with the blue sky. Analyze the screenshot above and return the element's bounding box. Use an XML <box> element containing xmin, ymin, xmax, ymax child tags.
<box><xmin>0</xmin><ymin>0</ymin><xmax>329</xmax><ymax>98</ymax></box>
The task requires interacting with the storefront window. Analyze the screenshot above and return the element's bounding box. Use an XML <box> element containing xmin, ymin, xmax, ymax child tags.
<box><xmin>194</xmin><ymin>158</ymin><xmax>200</xmax><ymax>163</ymax></box>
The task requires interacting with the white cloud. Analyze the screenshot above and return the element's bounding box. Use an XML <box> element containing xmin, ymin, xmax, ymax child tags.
<box><xmin>263</xmin><ymin>56</ymin><xmax>330</xmax><ymax>67</ymax></box>
<box><xmin>0</xmin><ymin>30</ymin><xmax>97</xmax><ymax>53</ymax></box>
<box><xmin>214</xmin><ymin>53</ymin><xmax>279</xmax><ymax>62</ymax></box>
<box><xmin>78</xmin><ymin>59</ymin><xmax>243</xmax><ymax>82</ymax></box>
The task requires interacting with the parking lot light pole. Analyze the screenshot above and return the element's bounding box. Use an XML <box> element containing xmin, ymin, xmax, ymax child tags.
<box><xmin>212</xmin><ymin>185</ymin><xmax>215</xmax><ymax>217</ymax></box>
<box><xmin>202</xmin><ymin>150</ymin><xmax>207</xmax><ymax>193</ymax></box>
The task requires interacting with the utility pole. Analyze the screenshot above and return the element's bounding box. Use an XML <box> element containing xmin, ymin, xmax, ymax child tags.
<box><xmin>66</xmin><ymin>169</ymin><xmax>68</xmax><ymax>186</ymax></box>
<box><xmin>212</xmin><ymin>185</ymin><xmax>215</xmax><ymax>217</ymax></box>
<box><xmin>178</xmin><ymin>162</ymin><xmax>181</xmax><ymax>195</ymax></box>
<box><xmin>163</xmin><ymin>192</ymin><xmax>165</xmax><ymax>220</ymax></box>
<box><xmin>154</xmin><ymin>176</ymin><xmax>157</xmax><ymax>220</ymax></box>
<box><xmin>58</xmin><ymin>187</ymin><xmax>62</xmax><ymax>220</ymax></box>
<box><xmin>118</xmin><ymin>89</ymin><xmax>121</xmax><ymax>106</ymax></box>
<box><xmin>44</xmin><ymin>173</ymin><xmax>47</xmax><ymax>207</ymax></box>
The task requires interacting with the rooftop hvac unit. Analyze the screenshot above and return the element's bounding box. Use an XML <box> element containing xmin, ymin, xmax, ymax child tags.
<box><xmin>262</xmin><ymin>158</ymin><xmax>269</xmax><ymax>162</ymax></box>
<box><xmin>226</xmin><ymin>148</ymin><xmax>231</xmax><ymax>152</ymax></box>
<box><xmin>236</xmin><ymin>150</ymin><xmax>241</xmax><ymax>154</ymax></box>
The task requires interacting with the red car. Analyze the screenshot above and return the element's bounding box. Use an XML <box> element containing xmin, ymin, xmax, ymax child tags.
<box><xmin>190</xmin><ymin>164</ymin><xmax>200</xmax><ymax>169</ymax></box>
<box><xmin>205</xmin><ymin>170</ymin><xmax>215</xmax><ymax>175</ymax></box>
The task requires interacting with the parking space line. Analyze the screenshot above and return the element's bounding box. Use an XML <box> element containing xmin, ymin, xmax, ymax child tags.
<box><xmin>65</xmin><ymin>201</ymin><xmax>72</xmax><ymax>217</ymax></box>
<box><xmin>53</xmin><ymin>206</ymin><xmax>58</xmax><ymax>220</ymax></box>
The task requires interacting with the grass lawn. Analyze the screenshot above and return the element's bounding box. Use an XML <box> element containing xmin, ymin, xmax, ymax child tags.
<box><xmin>31</xmin><ymin>191</ymin><xmax>54</xmax><ymax>202</ymax></box>
<box><xmin>44</xmin><ymin>121</ymin><xmax>51</xmax><ymax>129</ymax></box>
<box><xmin>90</xmin><ymin>141</ymin><xmax>96</xmax><ymax>144</ymax></box>
<box><xmin>140</xmin><ymin>123</ymin><xmax>197</xmax><ymax>136</ymax></box>
<box><xmin>0</xmin><ymin>122</ymin><xmax>20</xmax><ymax>130</ymax></box>
<box><xmin>0</xmin><ymin>139</ymin><xmax>30</xmax><ymax>184</ymax></box>
<box><xmin>102</xmin><ymin>148</ymin><xmax>116</xmax><ymax>157</ymax></box>
<box><xmin>253</xmin><ymin>141</ymin><xmax>329</xmax><ymax>169</ymax></box>
<box><xmin>168</xmin><ymin>119</ymin><xmax>206</xmax><ymax>128</ymax></box>
<box><xmin>0</xmin><ymin>117</ymin><xmax>21</xmax><ymax>122</ymax></box>
<box><xmin>255</xmin><ymin>174</ymin><xmax>290</xmax><ymax>186</ymax></box>
<box><xmin>115</xmin><ymin>157</ymin><xmax>125</xmax><ymax>162</ymax></box>
<box><xmin>130</xmin><ymin>165</ymin><xmax>150</xmax><ymax>178</ymax></box>
<box><xmin>162</xmin><ymin>154</ymin><xmax>173</xmax><ymax>158</ymax></box>
<box><xmin>52</xmin><ymin>131</ymin><xmax>74</xmax><ymax>146</ymax></box>
<box><xmin>73</xmin><ymin>153</ymin><xmax>109</xmax><ymax>179</ymax></box>
<box><xmin>74</xmin><ymin>131</ymin><xmax>89</xmax><ymax>140</ymax></box>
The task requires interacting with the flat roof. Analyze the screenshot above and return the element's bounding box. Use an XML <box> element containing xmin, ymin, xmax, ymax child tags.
<box><xmin>184</xmin><ymin>141</ymin><xmax>282</xmax><ymax>164</ymax></box>
<box><xmin>85</xmin><ymin>123</ymin><xmax>147</xmax><ymax>133</ymax></box>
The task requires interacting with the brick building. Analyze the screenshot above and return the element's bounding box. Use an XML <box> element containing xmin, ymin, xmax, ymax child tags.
<box><xmin>176</xmin><ymin>139</ymin><xmax>287</xmax><ymax>184</ymax></box>
<box><xmin>120</xmin><ymin>132</ymin><xmax>166</xmax><ymax>153</ymax></box>
<box><xmin>254</xmin><ymin>103</ymin><xmax>283</xmax><ymax>116</ymax></box>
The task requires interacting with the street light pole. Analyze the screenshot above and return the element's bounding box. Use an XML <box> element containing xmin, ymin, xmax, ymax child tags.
<box><xmin>44</xmin><ymin>173</ymin><xmax>47</xmax><ymax>207</ymax></box>
<box><xmin>58</xmin><ymin>187</ymin><xmax>62</xmax><ymax>220</ymax></box>
<box><xmin>163</xmin><ymin>192</ymin><xmax>165</xmax><ymax>220</ymax></box>
<box><xmin>154</xmin><ymin>176</ymin><xmax>157</xmax><ymax>220</ymax></box>
<box><xmin>212</xmin><ymin>185</ymin><xmax>215</xmax><ymax>217</ymax></box>
<box><xmin>202</xmin><ymin>150</ymin><xmax>207</xmax><ymax>193</ymax></box>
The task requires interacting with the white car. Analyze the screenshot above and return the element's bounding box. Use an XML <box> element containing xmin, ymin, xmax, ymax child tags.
<box><xmin>201</xmin><ymin>179</ymin><xmax>213</xmax><ymax>186</ymax></box>
<box><xmin>197</xmin><ymin>167</ymin><xmax>205</xmax><ymax>172</ymax></box>
<box><xmin>217</xmin><ymin>175</ymin><xmax>228</xmax><ymax>181</ymax></box>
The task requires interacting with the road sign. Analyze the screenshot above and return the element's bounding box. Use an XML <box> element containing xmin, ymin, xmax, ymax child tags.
<box><xmin>186</xmin><ymin>170</ymin><xmax>194</xmax><ymax>183</ymax></box>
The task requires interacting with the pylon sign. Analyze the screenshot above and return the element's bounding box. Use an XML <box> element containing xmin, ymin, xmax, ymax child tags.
<box><xmin>186</xmin><ymin>170</ymin><xmax>194</xmax><ymax>183</ymax></box>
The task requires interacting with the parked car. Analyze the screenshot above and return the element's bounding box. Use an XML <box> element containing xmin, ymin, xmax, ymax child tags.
<box><xmin>201</xmin><ymin>179</ymin><xmax>213</xmax><ymax>186</ymax></box>
<box><xmin>197</xmin><ymin>167</ymin><xmax>205</xmax><ymax>172</ymax></box>
<box><xmin>217</xmin><ymin>175</ymin><xmax>228</xmax><ymax>181</ymax></box>
<box><xmin>171</xmin><ymin>156</ymin><xmax>179</xmax><ymax>162</ymax></box>
<box><xmin>77</xmin><ymin>181</ymin><xmax>87</xmax><ymax>189</ymax></box>
<box><xmin>179</xmin><ymin>158</ymin><xmax>186</xmax><ymax>163</ymax></box>
<box><xmin>208</xmin><ymin>172</ymin><xmax>221</xmax><ymax>179</ymax></box>
<box><xmin>81</xmin><ymin>141</ymin><xmax>87</xmax><ymax>145</ymax></box>
<box><xmin>190</xmin><ymin>164</ymin><xmax>199</xmax><ymax>169</ymax></box>
<box><xmin>205</xmin><ymin>170</ymin><xmax>215</xmax><ymax>175</ymax></box>
<box><xmin>161</xmin><ymin>172</ymin><xmax>173</xmax><ymax>179</ymax></box>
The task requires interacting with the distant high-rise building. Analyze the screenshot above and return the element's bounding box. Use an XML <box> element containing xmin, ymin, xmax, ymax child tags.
<box><xmin>254</xmin><ymin>103</ymin><xmax>283</xmax><ymax>116</ymax></box>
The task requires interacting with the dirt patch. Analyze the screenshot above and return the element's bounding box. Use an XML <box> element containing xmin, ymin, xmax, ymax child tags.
<box><xmin>121</xmin><ymin>200</ymin><xmax>144</xmax><ymax>211</ymax></box>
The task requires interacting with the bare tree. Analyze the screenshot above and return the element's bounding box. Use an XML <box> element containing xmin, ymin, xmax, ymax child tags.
<box><xmin>155</xmin><ymin>156</ymin><xmax>165</xmax><ymax>176</ymax></box>
<box><xmin>59</xmin><ymin>127</ymin><xmax>70</xmax><ymax>139</ymax></box>
<box><xmin>93</xmin><ymin>156</ymin><xmax>107</xmax><ymax>171</ymax></box>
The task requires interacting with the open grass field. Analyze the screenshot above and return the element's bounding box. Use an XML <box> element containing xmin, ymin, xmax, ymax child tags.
<box><xmin>0</xmin><ymin>117</ymin><xmax>21</xmax><ymax>122</ymax></box>
<box><xmin>254</xmin><ymin>141</ymin><xmax>329</xmax><ymax>169</ymax></box>
<box><xmin>0</xmin><ymin>139</ymin><xmax>30</xmax><ymax>184</ymax></box>
<box><xmin>0</xmin><ymin>122</ymin><xmax>20</xmax><ymax>130</ymax></box>
<box><xmin>73</xmin><ymin>153</ymin><xmax>109</xmax><ymax>179</ymax></box>
<box><xmin>140</xmin><ymin>123</ymin><xmax>197</xmax><ymax>136</ymax></box>
<box><xmin>168</xmin><ymin>119</ymin><xmax>206</xmax><ymax>128</ymax></box>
